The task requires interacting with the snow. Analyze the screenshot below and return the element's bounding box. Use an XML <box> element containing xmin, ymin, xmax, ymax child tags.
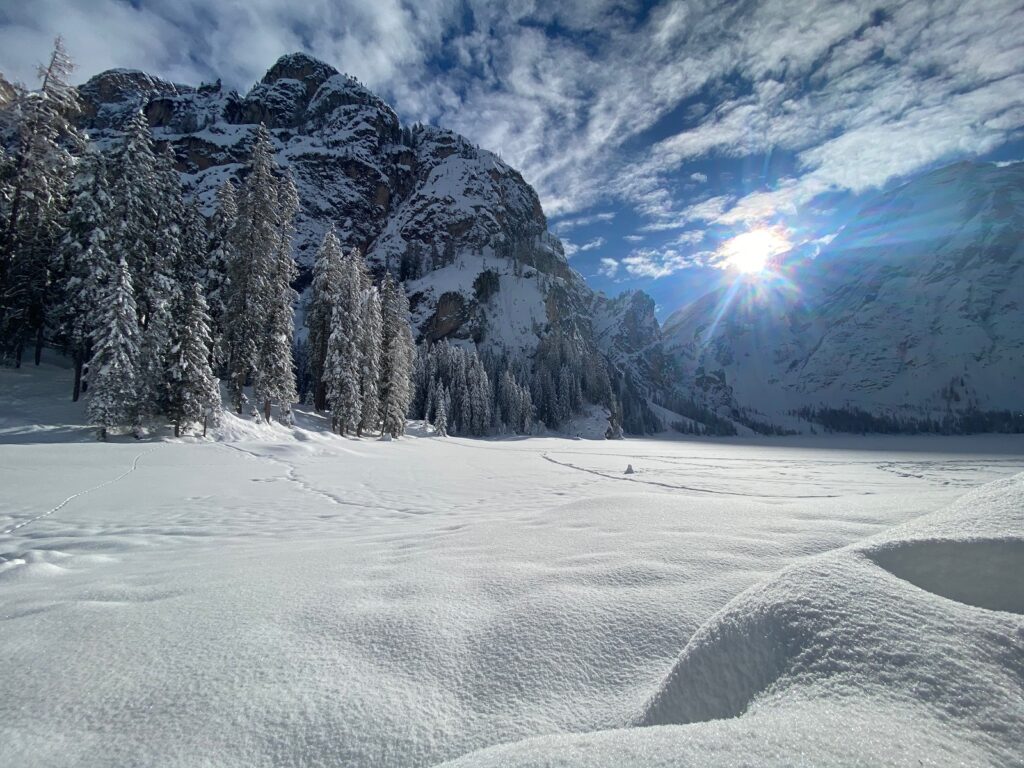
<box><xmin>2</xmin><ymin>358</ymin><xmax>1023</xmax><ymax>767</ymax></box>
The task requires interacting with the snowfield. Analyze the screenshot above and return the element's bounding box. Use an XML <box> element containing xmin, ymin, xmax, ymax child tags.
<box><xmin>1</xmin><ymin>359</ymin><xmax>1022</xmax><ymax>767</ymax></box>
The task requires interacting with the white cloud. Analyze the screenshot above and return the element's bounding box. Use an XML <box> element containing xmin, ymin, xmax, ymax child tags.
<box><xmin>578</xmin><ymin>237</ymin><xmax>605</xmax><ymax>252</ymax></box>
<box><xmin>597</xmin><ymin>257</ymin><xmax>619</xmax><ymax>277</ymax></box>
<box><xmin>3</xmin><ymin>0</ymin><xmax>1021</xmax><ymax>228</ymax></box>
<box><xmin>552</xmin><ymin>211</ymin><xmax>615</xmax><ymax>232</ymax></box>
<box><xmin>621</xmin><ymin>247</ymin><xmax>710</xmax><ymax>279</ymax></box>
<box><xmin>689</xmin><ymin>172</ymin><xmax>708</xmax><ymax>183</ymax></box>
<box><xmin>623</xmin><ymin>234</ymin><xmax>645</xmax><ymax>242</ymax></box>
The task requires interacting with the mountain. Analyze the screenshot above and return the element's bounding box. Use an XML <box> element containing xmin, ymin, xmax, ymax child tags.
<box><xmin>74</xmin><ymin>53</ymin><xmax>666</xmax><ymax>433</ymax></box>
<box><xmin>663</xmin><ymin>160</ymin><xmax>1024</xmax><ymax>433</ymax></box>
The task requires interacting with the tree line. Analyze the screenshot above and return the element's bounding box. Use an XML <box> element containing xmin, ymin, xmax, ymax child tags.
<box><xmin>0</xmin><ymin>40</ymin><xmax>416</xmax><ymax>440</ymax></box>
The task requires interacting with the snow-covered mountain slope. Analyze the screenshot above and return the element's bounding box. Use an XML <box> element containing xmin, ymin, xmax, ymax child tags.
<box><xmin>664</xmin><ymin>161</ymin><xmax>1024</xmax><ymax>432</ymax></box>
<box><xmin>74</xmin><ymin>55</ymin><xmax>601</xmax><ymax>367</ymax></box>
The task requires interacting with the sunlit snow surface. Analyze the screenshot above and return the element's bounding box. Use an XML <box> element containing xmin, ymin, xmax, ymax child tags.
<box><xmin>1</xmin><ymin>359</ymin><xmax>1022</xmax><ymax>767</ymax></box>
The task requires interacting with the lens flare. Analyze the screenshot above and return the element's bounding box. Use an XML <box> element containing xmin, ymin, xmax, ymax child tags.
<box><xmin>721</xmin><ymin>227</ymin><xmax>791</xmax><ymax>274</ymax></box>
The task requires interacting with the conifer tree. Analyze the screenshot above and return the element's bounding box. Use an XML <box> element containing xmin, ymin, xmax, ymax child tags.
<box><xmin>165</xmin><ymin>281</ymin><xmax>220</xmax><ymax>437</ymax></box>
<box><xmin>306</xmin><ymin>227</ymin><xmax>344</xmax><ymax>412</ymax></box>
<box><xmin>110</xmin><ymin>110</ymin><xmax>159</xmax><ymax>323</ymax></box>
<box><xmin>253</xmin><ymin>171</ymin><xmax>298</xmax><ymax>422</ymax></box>
<box><xmin>357</xmin><ymin>285</ymin><xmax>383</xmax><ymax>435</ymax></box>
<box><xmin>133</xmin><ymin>144</ymin><xmax>183</xmax><ymax>429</ymax></box>
<box><xmin>433</xmin><ymin>384</ymin><xmax>448</xmax><ymax>436</ymax></box>
<box><xmin>379</xmin><ymin>275</ymin><xmax>415</xmax><ymax>437</ymax></box>
<box><xmin>205</xmin><ymin>180</ymin><xmax>236</xmax><ymax>357</ymax></box>
<box><xmin>58</xmin><ymin>150</ymin><xmax>113</xmax><ymax>400</ymax></box>
<box><xmin>0</xmin><ymin>38</ymin><xmax>83</xmax><ymax>366</ymax></box>
<box><xmin>222</xmin><ymin>126</ymin><xmax>278</xmax><ymax>412</ymax></box>
<box><xmin>86</xmin><ymin>256</ymin><xmax>139</xmax><ymax>440</ymax></box>
<box><xmin>323</xmin><ymin>250</ymin><xmax>363</xmax><ymax>434</ymax></box>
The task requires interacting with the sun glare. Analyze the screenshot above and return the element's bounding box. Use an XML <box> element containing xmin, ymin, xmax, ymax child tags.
<box><xmin>721</xmin><ymin>228</ymin><xmax>791</xmax><ymax>274</ymax></box>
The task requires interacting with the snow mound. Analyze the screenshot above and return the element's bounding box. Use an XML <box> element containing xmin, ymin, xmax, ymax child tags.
<box><xmin>867</xmin><ymin>539</ymin><xmax>1024</xmax><ymax>614</ymax></box>
<box><xmin>442</xmin><ymin>473</ymin><xmax>1024</xmax><ymax>767</ymax></box>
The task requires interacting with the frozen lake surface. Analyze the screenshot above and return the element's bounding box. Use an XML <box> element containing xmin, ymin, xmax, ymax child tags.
<box><xmin>1</xmin><ymin>361</ymin><xmax>1022</xmax><ymax>766</ymax></box>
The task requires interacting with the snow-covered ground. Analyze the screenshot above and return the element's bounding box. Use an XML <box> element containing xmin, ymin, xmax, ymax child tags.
<box><xmin>2</xmin><ymin>358</ymin><xmax>1022</xmax><ymax>767</ymax></box>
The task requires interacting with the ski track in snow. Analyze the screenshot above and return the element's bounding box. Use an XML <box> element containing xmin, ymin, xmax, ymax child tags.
<box><xmin>540</xmin><ymin>452</ymin><xmax>845</xmax><ymax>499</ymax></box>
<box><xmin>0</xmin><ymin>448</ymin><xmax>156</xmax><ymax>536</ymax></box>
<box><xmin>218</xmin><ymin>442</ymin><xmax>430</xmax><ymax>517</ymax></box>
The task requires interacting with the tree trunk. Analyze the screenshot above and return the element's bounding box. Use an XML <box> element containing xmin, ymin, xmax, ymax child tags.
<box><xmin>72</xmin><ymin>354</ymin><xmax>83</xmax><ymax>401</ymax></box>
<box><xmin>202</xmin><ymin>414</ymin><xmax>208</xmax><ymax>437</ymax></box>
<box><xmin>14</xmin><ymin>342</ymin><xmax>23</xmax><ymax>368</ymax></box>
<box><xmin>174</xmin><ymin>422</ymin><xmax>180</xmax><ymax>438</ymax></box>
<box><xmin>314</xmin><ymin>380</ymin><xmax>326</xmax><ymax>412</ymax></box>
<box><xmin>34</xmin><ymin>325</ymin><xmax>43</xmax><ymax>365</ymax></box>
<box><xmin>263</xmin><ymin>399</ymin><xmax>272</xmax><ymax>422</ymax></box>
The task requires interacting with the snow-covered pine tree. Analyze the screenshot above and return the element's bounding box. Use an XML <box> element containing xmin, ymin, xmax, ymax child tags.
<box><xmin>305</xmin><ymin>226</ymin><xmax>344</xmax><ymax>412</ymax></box>
<box><xmin>165</xmin><ymin>281</ymin><xmax>220</xmax><ymax>437</ymax></box>
<box><xmin>133</xmin><ymin>144</ymin><xmax>183</xmax><ymax>429</ymax></box>
<box><xmin>109</xmin><ymin>110</ymin><xmax>159</xmax><ymax>325</ymax></box>
<box><xmin>357</xmin><ymin>285</ymin><xmax>383</xmax><ymax>436</ymax></box>
<box><xmin>379</xmin><ymin>275</ymin><xmax>415</xmax><ymax>438</ymax></box>
<box><xmin>253</xmin><ymin>171</ymin><xmax>298</xmax><ymax>423</ymax></box>
<box><xmin>0</xmin><ymin>38</ymin><xmax>83</xmax><ymax>366</ymax></box>
<box><xmin>433</xmin><ymin>384</ymin><xmax>448</xmax><ymax>436</ymax></box>
<box><xmin>178</xmin><ymin>199</ymin><xmax>208</xmax><ymax>285</ymax></box>
<box><xmin>323</xmin><ymin>249</ymin><xmax>363</xmax><ymax>434</ymax></box>
<box><xmin>87</xmin><ymin>256</ymin><xmax>140</xmax><ymax>440</ymax></box>
<box><xmin>222</xmin><ymin>126</ymin><xmax>279</xmax><ymax>412</ymax></box>
<box><xmin>204</xmin><ymin>180</ymin><xmax>236</xmax><ymax>360</ymax></box>
<box><xmin>58</xmin><ymin>149</ymin><xmax>113</xmax><ymax>400</ymax></box>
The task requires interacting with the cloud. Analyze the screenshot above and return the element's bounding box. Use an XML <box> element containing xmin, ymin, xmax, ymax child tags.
<box><xmin>597</xmin><ymin>257</ymin><xmax>619</xmax><ymax>277</ymax></box>
<box><xmin>3</xmin><ymin>0</ymin><xmax>1021</xmax><ymax>230</ymax></box>
<box><xmin>621</xmin><ymin>247</ymin><xmax>711</xmax><ymax>279</ymax></box>
<box><xmin>623</xmin><ymin>234</ymin><xmax>645</xmax><ymax>242</ymax></box>
<box><xmin>578</xmin><ymin>237</ymin><xmax>605</xmax><ymax>252</ymax></box>
<box><xmin>689</xmin><ymin>172</ymin><xmax>708</xmax><ymax>183</ymax></box>
<box><xmin>552</xmin><ymin>211</ymin><xmax>615</xmax><ymax>232</ymax></box>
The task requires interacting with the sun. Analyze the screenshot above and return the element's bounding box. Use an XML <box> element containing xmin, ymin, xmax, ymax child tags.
<box><xmin>721</xmin><ymin>228</ymin><xmax>791</xmax><ymax>274</ymax></box>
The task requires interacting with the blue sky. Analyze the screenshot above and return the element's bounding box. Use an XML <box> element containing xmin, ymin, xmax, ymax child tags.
<box><xmin>3</xmin><ymin>0</ymin><xmax>1023</xmax><ymax>316</ymax></box>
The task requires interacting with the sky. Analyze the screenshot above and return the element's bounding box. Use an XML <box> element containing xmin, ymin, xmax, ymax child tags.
<box><xmin>2</xmin><ymin>0</ymin><xmax>1023</xmax><ymax>315</ymax></box>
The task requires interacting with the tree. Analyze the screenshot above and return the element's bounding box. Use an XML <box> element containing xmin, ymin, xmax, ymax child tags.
<box><xmin>253</xmin><ymin>171</ymin><xmax>298</xmax><ymax>422</ymax></box>
<box><xmin>379</xmin><ymin>275</ymin><xmax>415</xmax><ymax>437</ymax></box>
<box><xmin>323</xmin><ymin>250</ymin><xmax>363</xmax><ymax>434</ymax></box>
<box><xmin>133</xmin><ymin>143</ymin><xmax>183</xmax><ymax>428</ymax></box>
<box><xmin>165</xmin><ymin>281</ymin><xmax>220</xmax><ymax>437</ymax></box>
<box><xmin>58</xmin><ymin>149</ymin><xmax>113</xmax><ymax>400</ymax></box>
<box><xmin>204</xmin><ymin>180</ymin><xmax>236</xmax><ymax>359</ymax></box>
<box><xmin>305</xmin><ymin>227</ymin><xmax>344</xmax><ymax>411</ymax></box>
<box><xmin>0</xmin><ymin>38</ymin><xmax>83</xmax><ymax>366</ymax></box>
<box><xmin>433</xmin><ymin>384</ymin><xmax>448</xmax><ymax>436</ymax></box>
<box><xmin>222</xmin><ymin>126</ymin><xmax>279</xmax><ymax>412</ymax></box>
<box><xmin>357</xmin><ymin>285</ymin><xmax>382</xmax><ymax>435</ymax></box>
<box><xmin>86</xmin><ymin>256</ymin><xmax>139</xmax><ymax>440</ymax></box>
<box><xmin>109</xmin><ymin>110</ymin><xmax>159</xmax><ymax>324</ymax></box>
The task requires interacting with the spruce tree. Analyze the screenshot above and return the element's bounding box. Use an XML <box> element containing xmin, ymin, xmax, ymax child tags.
<box><xmin>253</xmin><ymin>171</ymin><xmax>298</xmax><ymax>422</ymax></box>
<box><xmin>357</xmin><ymin>286</ymin><xmax>383</xmax><ymax>435</ymax></box>
<box><xmin>222</xmin><ymin>126</ymin><xmax>279</xmax><ymax>413</ymax></box>
<box><xmin>306</xmin><ymin>227</ymin><xmax>344</xmax><ymax>412</ymax></box>
<box><xmin>323</xmin><ymin>250</ymin><xmax>363</xmax><ymax>434</ymax></box>
<box><xmin>379</xmin><ymin>275</ymin><xmax>415</xmax><ymax>437</ymax></box>
<box><xmin>0</xmin><ymin>38</ymin><xmax>83</xmax><ymax>366</ymax></box>
<box><xmin>86</xmin><ymin>256</ymin><xmax>140</xmax><ymax>440</ymax></box>
<box><xmin>165</xmin><ymin>281</ymin><xmax>221</xmax><ymax>437</ymax></box>
<box><xmin>58</xmin><ymin>150</ymin><xmax>113</xmax><ymax>400</ymax></box>
<box><xmin>205</xmin><ymin>180</ymin><xmax>236</xmax><ymax>359</ymax></box>
<box><xmin>433</xmin><ymin>384</ymin><xmax>448</xmax><ymax>437</ymax></box>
